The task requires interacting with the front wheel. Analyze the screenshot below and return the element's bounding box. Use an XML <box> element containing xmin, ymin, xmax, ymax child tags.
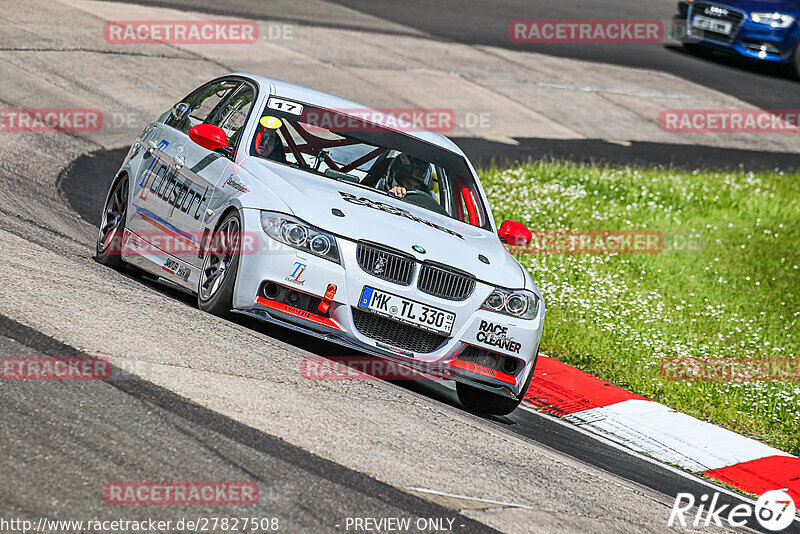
<box><xmin>198</xmin><ymin>211</ymin><xmax>242</xmax><ymax>318</ymax></box>
<box><xmin>456</xmin><ymin>362</ymin><xmax>535</xmax><ymax>416</ymax></box>
<box><xmin>96</xmin><ymin>173</ymin><xmax>129</xmax><ymax>268</ymax></box>
<box><xmin>456</xmin><ymin>382</ymin><xmax>522</xmax><ymax>416</ymax></box>
<box><xmin>790</xmin><ymin>42</ymin><xmax>800</xmax><ymax>81</ymax></box>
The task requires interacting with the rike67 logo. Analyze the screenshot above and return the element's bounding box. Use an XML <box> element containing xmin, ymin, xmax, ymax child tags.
<box><xmin>669</xmin><ymin>489</ymin><xmax>796</xmax><ymax>531</ymax></box>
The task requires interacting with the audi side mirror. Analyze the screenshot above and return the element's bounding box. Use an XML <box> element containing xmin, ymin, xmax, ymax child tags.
<box><xmin>498</xmin><ymin>220</ymin><xmax>532</xmax><ymax>246</ymax></box>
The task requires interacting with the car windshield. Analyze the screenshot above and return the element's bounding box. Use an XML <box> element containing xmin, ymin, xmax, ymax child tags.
<box><xmin>249</xmin><ymin>100</ymin><xmax>490</xmax><ymax>230</ymax></box>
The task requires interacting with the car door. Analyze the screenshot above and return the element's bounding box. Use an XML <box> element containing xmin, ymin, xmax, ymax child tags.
<box><xmin>128</xmin><ymin>79</ymin><xmax>240</xmax><ymax>254</ymax></box>
<box><xmin>170</xmin><ymin>80</ymin><xmax>256</xmax><ymax>269</ymax></box>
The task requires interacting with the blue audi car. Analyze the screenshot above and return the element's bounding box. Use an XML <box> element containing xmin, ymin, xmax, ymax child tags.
<box><xmin>673</xmin><ymin>0</ymin><xmax>800</xmax><ymax>77</ymax></box>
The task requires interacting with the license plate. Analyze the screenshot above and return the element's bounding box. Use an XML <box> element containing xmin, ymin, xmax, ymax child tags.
<box><xmin>358</xmin><ymin>287</ymin><xmax>455</xmax><ymax>336</ymax></box>
<box><xmin>692</xmin><ymin>15</ymin><xmax>732</xmax><ymax>35</ymax></box>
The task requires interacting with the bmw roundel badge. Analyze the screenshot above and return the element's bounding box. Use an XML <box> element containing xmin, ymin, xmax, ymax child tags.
<box><xmin>412</xmin><ymin>245</ymin><xmax>426</xmax><ymax>254</ymax></box>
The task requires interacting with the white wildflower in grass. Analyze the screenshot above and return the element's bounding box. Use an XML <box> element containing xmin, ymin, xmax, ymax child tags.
<box><xmin>480</xmin><ymin>161</ymin><xmax>800</xmax><ymax>454</ymax></box>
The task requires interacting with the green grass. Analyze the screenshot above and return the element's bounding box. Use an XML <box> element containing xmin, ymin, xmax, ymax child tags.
<box><xmin>478</xmin><ymin>161</ymin><xmax>800</xmax><ymax>455</ymax></box>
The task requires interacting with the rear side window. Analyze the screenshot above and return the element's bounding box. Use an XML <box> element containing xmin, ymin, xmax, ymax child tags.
<box><xmin>187</xmin><ymin>80</ymin><xmax>241</xmax><ymax>129</ymax></box>
<box><xmin>166</xmin><ymin>80</ymin><xmax>241</xmax><ymax>134</ymax></box>
<box><xmin>211</xmin><ymin>84</ymin><xmax>255</xmax><ymax>147</ymax></box>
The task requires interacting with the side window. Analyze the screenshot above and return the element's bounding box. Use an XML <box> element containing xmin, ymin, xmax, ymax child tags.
<box><xmin>212</xmin><ymin>85</ymin><xmax>255</xmax><ymax>147</ymax></box>
<box><xmin>171</xmin><ymin>80</ymin><xmax>241</xmax><ymax>135</ymax></box>
<box><xmin>165</xmin><ymin>83</ymin><xmax>209</xmax><ymax>131</ymax></box>
<box><xmin>188</xmin><ymin>80</ymin><xmax>241</xmax><ymax>128</ymax></box>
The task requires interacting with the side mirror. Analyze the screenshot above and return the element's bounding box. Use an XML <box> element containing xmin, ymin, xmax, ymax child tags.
<box><xmin>189</xmin><ymin>124</ymin><xmax>230</xmax><ymax>153</ymax></box>
<box><xmin>171</xmin><ymin>102</ymin><xmax>190</xmax><ymax>121</ymax></box>
<box><xmin>498</xmin><ymin>220</ymin><xmax>532</xmax><ymax>246</ymax></box>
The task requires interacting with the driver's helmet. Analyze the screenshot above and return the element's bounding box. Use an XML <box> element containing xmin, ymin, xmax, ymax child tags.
<box><xmin>387</xmin><ymin>153</ymin><xmax>432</xmax><ymax>192</ymax></box>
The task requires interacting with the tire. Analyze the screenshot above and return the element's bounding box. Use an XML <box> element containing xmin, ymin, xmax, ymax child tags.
<box><xmin>456</xmin><ymin>364</ymin><xmax>535</xmax><ymax>416</ymax></box>
<box><xmin>197</xmin><ymin>211</ymin><xmax>242</xmax><ymax>318</ymax></box>
<box><xmin>789</xmin><ymin>42</ymin><xmax>800</xmax><ymax>81</ymax></box>
<box><xmin>96</xmin><ymin>173</ymin><xmax>129</xmax><ymax>269</ymax></box>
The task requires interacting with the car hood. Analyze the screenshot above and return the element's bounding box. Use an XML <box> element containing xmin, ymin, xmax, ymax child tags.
<box><xmin>241</xmin><ymin>157</ymin><xmax>527</xmax><ymax>289</ymax></box>
<box><xmin>718</xmin><ymin>0</ymin><xmax>800</xmax><ymax>13</ymax></box>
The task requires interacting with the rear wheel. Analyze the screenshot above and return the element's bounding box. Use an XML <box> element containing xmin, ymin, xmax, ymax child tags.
<box><xmin>96</xmin><ymin>173</ymin><xmax>129</xmax><ymax>269</ymax></box>
<box><xmin>198</xmin><ymin>211</ymin><xmax>242</xmax><ymax>318</ymax></box>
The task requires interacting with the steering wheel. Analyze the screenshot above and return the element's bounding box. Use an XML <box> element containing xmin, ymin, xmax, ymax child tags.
<box><xmin>402</xmin><ymin>190</ymin><xmax>449</xmax><ymax>216</ymax></box>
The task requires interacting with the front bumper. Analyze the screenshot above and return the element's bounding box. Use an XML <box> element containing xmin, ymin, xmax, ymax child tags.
<box><xmin>672</xmin><ymin>2</ymin><xmax>798</xmax><ymax>63</ymax></box>
<box><xmin>232</xmin><ymin>209</ymin><xmax>545</xmax><ymax>399</ymax></box>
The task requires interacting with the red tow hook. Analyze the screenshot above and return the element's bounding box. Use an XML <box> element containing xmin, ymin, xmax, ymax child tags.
<box><xmin>317</xmin><ymin>284</ymin><xmax>337</xmax><ymax>314</ymax></box>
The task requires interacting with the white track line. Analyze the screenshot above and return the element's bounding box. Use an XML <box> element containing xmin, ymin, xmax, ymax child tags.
<box><xmin>519</xmin><ymin>405</ymin><xmax>800</xmax><ymax>525</ymax></box>
<box><xmin>405</xmin><ymin>486</ymin><xmax>532</xmax><ymax>510</ymax></box>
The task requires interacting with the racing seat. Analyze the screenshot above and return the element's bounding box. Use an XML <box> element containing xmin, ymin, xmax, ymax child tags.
<box><xmin>253</xmin><ymin>125</ymin><xmax>287</xmax><ymax>163</ymax></box>
<box><xmin>361</xmin><ymin>153</ymin><xmax>392</xmax><ymax>188</ymax></box>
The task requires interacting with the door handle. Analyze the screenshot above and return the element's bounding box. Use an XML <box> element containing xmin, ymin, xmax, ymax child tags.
<box><xmin>172</xmin><ymin>156</ymin><xmax>185</xmax><ymax>169</ymax></box>
<box><xmin>147</xmin><ymin>140</ymin><xmax>158</xmax><ymax>154</ymax></box>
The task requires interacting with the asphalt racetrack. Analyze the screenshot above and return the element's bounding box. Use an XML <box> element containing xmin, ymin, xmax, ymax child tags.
<box><xmin>1</xmin><ymin>0</ymin><xmax>798</xmax><ymax>533</ymax></box>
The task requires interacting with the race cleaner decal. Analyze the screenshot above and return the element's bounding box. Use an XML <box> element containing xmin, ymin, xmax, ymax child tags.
<box><xmin>145</xmin><ymin>160</ymin><xmax>209</xmax><ymax>220</ymax></box>
<box><xmin>338</xmin><ymin>191</ymin><xmax>463</xmax><ymax>239</ymax></box>
<box><xmin>476</xmin><ymin>320</ymin><xmax>521</xmax><ymax>354</ymax></box>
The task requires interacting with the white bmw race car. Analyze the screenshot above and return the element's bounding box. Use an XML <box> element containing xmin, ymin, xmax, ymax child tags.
<box><xmin>97</xmin><ymin>73</ymin><xmax>545</xmax><ymax>415</ymax></box>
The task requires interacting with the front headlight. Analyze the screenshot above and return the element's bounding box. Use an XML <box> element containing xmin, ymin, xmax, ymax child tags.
<box><xmin>260</xmin><ymin>211</ymin><xmax>341</xmax><ymax>264</ymax></box>
<box><xmin>481</xmin><ymin>288</ymin><xmax>540</xmax><ymax>320</ymax></box>
<box><xmin>750</xmin><ymin>12</ymin><xmax>795</xmax><ymax>28</ymax></box>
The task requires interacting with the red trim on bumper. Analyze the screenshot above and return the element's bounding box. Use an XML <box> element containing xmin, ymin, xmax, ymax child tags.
<box><xmin>447</xmin><ymin>358</ymin><xmax>517</xmax><ymax>386</ymax></box>
<box><xmin>256</xmin><ymin>296</ymin><xmax>342</xmax><ymax>331</ymax></box>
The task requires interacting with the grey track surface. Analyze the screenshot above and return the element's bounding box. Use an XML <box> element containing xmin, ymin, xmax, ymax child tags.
<box><xmin>104</xmin><ymin>0</ymin><xmax>800</xmax><ymax>170</ymax></box>
<box><xmin>108</xmin><ymin>0</ymin><xmax>800</xmax><ymax>111</ymax></box>
<box><xmin>0</xmin><ymin>316</ymin><xmax>491</xmax><ymax>533</ymax></box>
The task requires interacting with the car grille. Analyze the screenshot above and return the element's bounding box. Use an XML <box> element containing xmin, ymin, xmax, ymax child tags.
<box><xmin>356</xmin><ymin>243</ymin><xmax>415</xmax><ymax>286</ymax></box>
<box><xmin>458</xmin><ymin>345</ymin><xmax>518</xmax><ymax>374</ymax></box>
<box><xmin>352</xmin><ymin>308</ymin><xmax>447</xmax><ymax>354</ymax></box>
<box><xmin>690</xmin><ymin>2</ymin><xmax>745</xmax><ymax>44</ymax></box>
<box><xmin>418</xmin><ymin>264</ymin><xmax>475</xmax><ymax>301</ymax></box>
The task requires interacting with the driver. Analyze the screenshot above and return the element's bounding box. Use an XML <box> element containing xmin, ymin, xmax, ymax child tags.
<box><xmin>255</xmin><ymin>116</ymin><xmax>287</xmax><ymax>163</ymax></box>
<box><xmin>386</xmin><ymin>153</ymin><xmax>432</xmax><ymax>199</ymax></box>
